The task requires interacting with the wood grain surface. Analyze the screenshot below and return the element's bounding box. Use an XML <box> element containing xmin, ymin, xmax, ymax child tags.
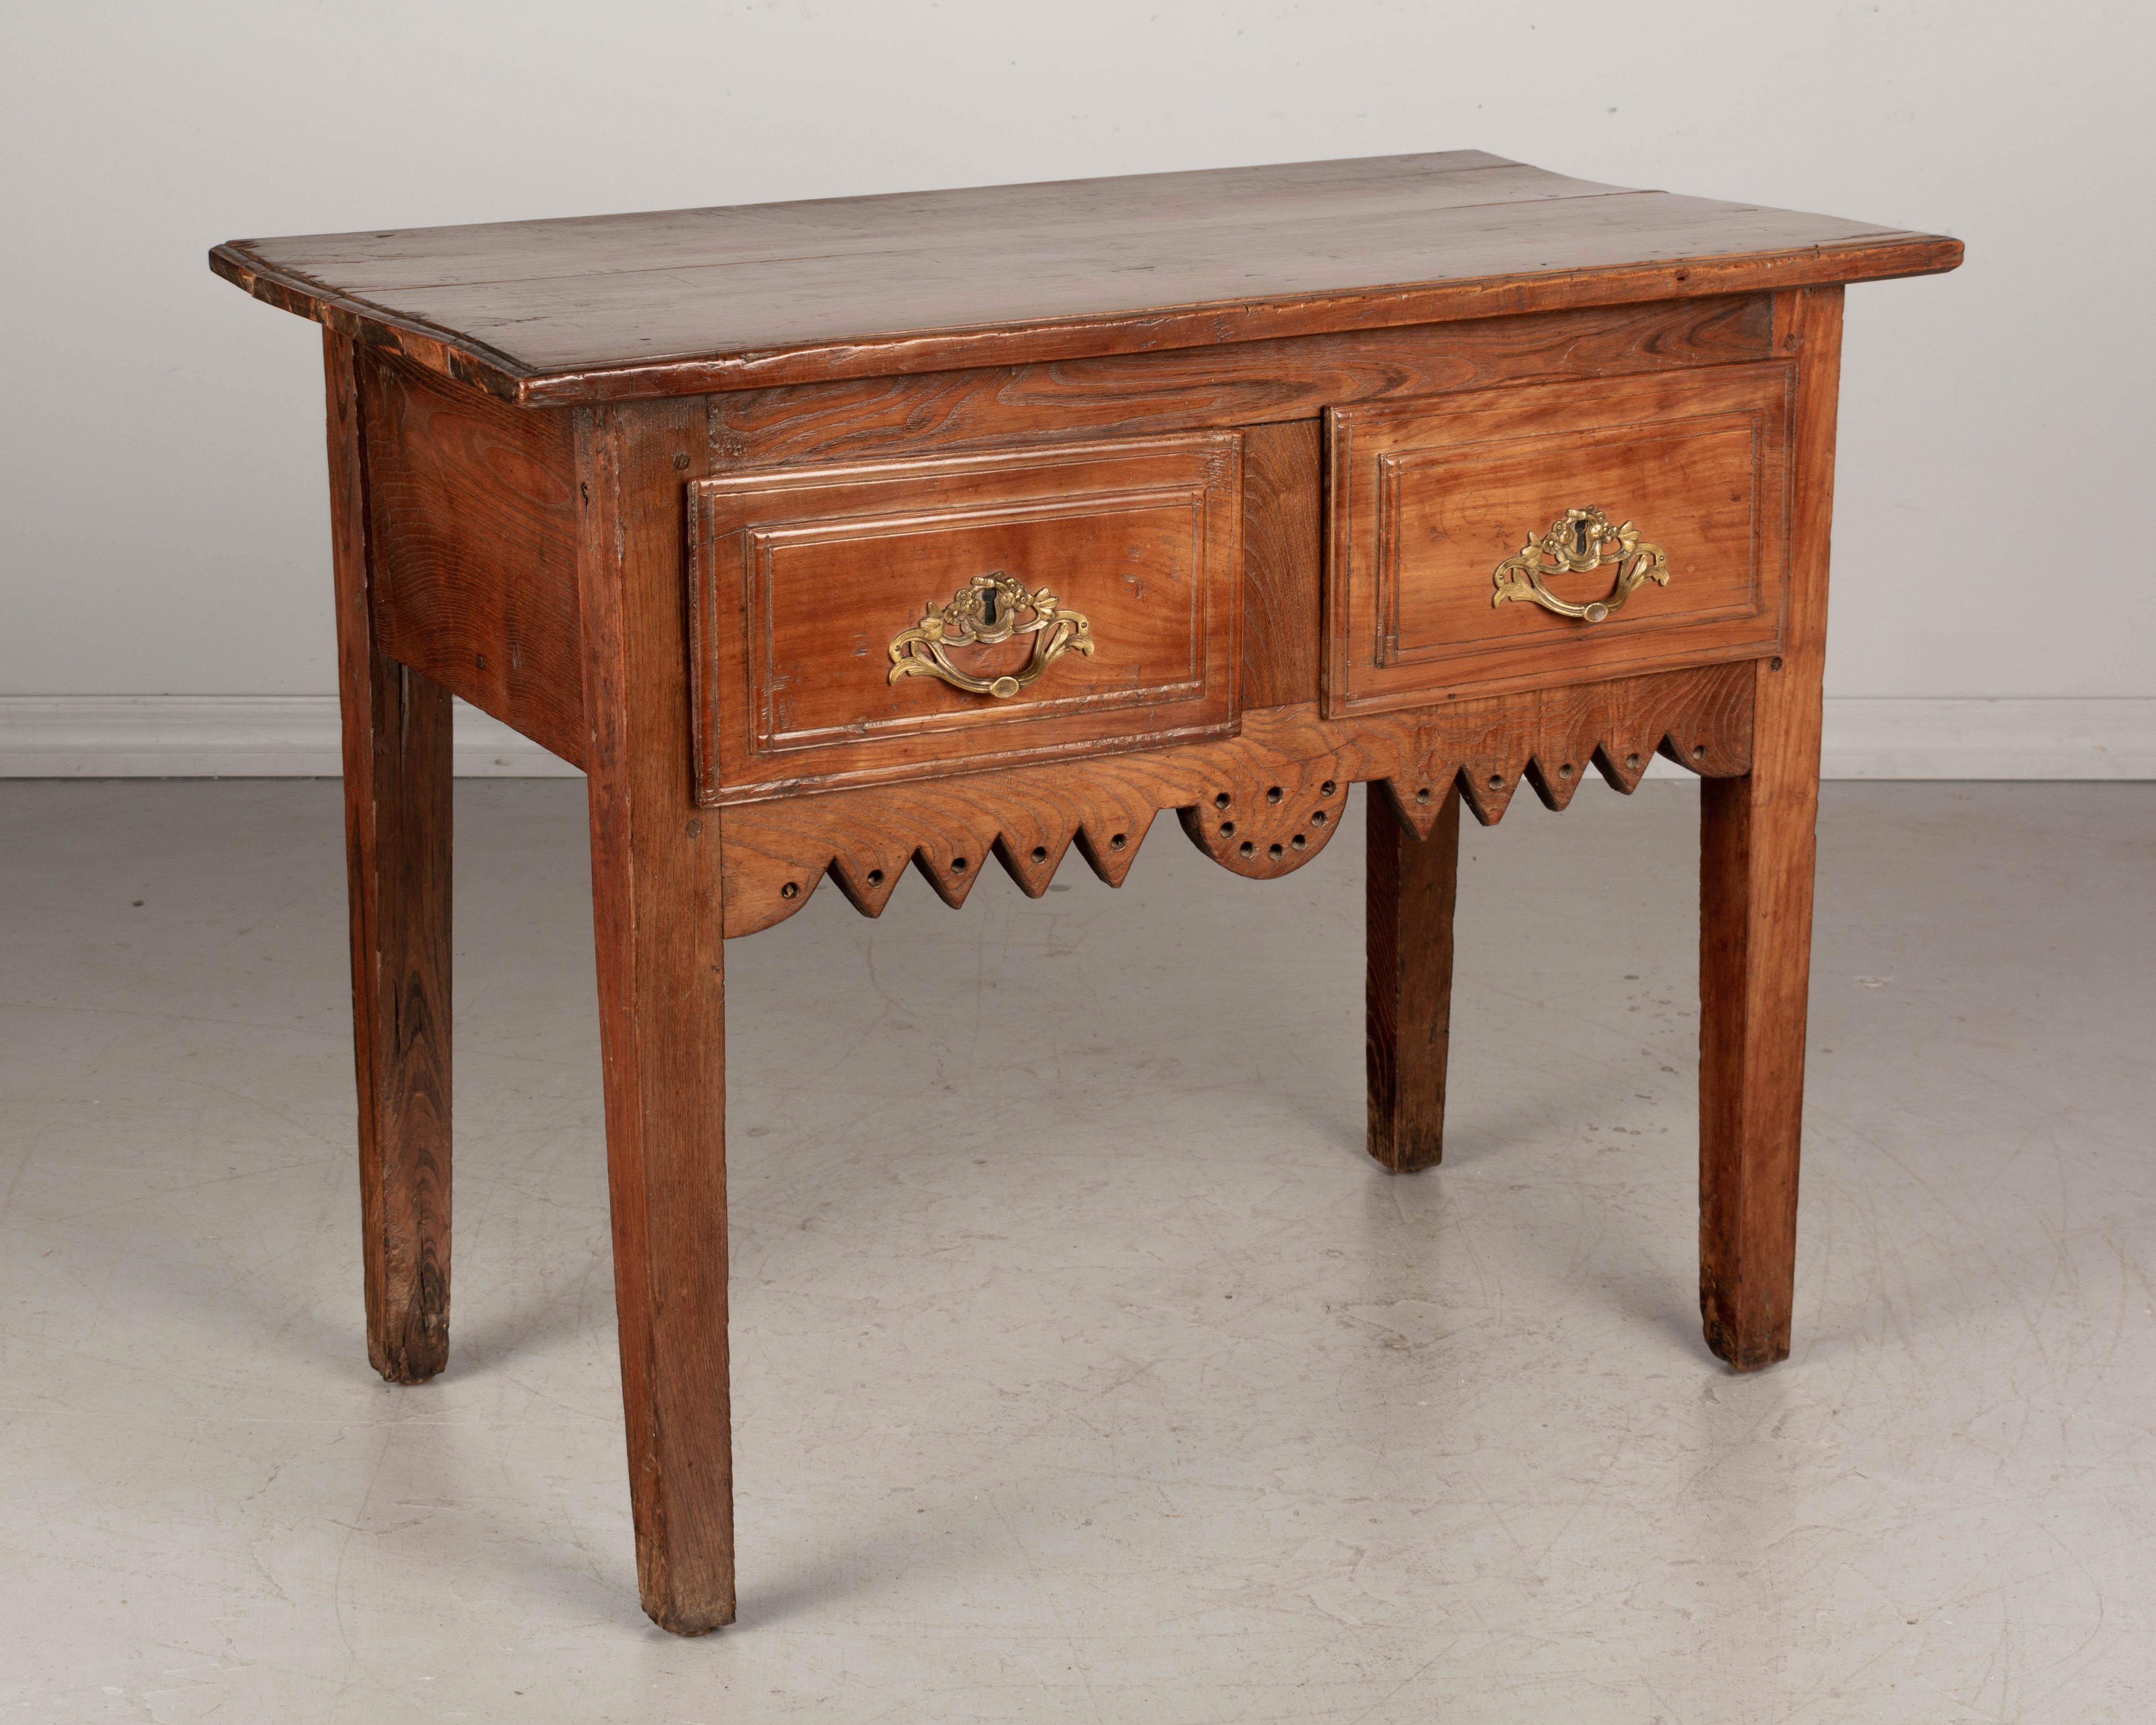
<box><xmin>1366</xmin><ymin>784</ymin><xmax>1461</xmax><ymax>1174</ymax></box>
<box><xmin>325</xmin><ymin>330</ymin><xmax>454</xmax><ymax>1386</ymax></box>
<box><xmin>1238</xmin><ymin>420</ymin><xmax>1324</xmax><ymax>710</ymax></box>
<box><xmin>576</xmin><ymin>399</ymin><xmax>737</xmax><ymax>1633</ymax></box>
<box><xmin>720</xmin><ymin>663</ymin><xmax>1756</xmax><ymax>938</ymax></box>
<box><xmin>705</xmin><ymin>296</ymin><xmax>1777</xmax><ymax>468</ymax></box>
<box><xmin>209</xmin><ymin>152</ymin><xmax>1959</xmax><ymax>403</ymax></box>
<box><xmin>1697</xmin><ymin>288</ymin><xmax>1844</xmax><ymax>1372</ymax></box>
<box><xmin>362</xmin><ymin>350</ymin><xmax>585</xmax><ymax>764</ymax></box>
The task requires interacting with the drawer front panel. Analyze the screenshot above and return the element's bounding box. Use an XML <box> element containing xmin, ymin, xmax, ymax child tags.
<box><xmin>693</xmin><ymin>434</ymin><xmax>1241</xmax><ymax>801</ymax></box>
<box><xmin>1325</xmin><ymin>364</ymin><xmax>1790</xmax><ymax>716</ymax></box>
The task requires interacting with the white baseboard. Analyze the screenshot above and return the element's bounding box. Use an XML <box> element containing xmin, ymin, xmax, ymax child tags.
<box><xmin>1817</xmin><ymin>698</ymin><xmax>2156</xmax><ymax>781</ymax></box>
<box><xmin>0</xmin><ymin>696</ymin><xmax>577</xmax><ymax>779</ymax></box>
<box><xmin>0</xmin><ymin>695</ymin><xmax>2149</xmax><ymax>781</ymax></box>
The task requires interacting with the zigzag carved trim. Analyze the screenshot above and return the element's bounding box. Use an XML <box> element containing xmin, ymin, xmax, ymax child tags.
<box><xmin>719</xmin><ymin>661</ymin><xmax>1756</xmax><ymax>937</ymax></box>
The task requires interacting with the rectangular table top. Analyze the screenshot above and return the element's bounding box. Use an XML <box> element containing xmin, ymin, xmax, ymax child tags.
<box><xmin>210</xmin><ymin>150</ymin><xmax>1958</xmax><ymax>407</ymax></box>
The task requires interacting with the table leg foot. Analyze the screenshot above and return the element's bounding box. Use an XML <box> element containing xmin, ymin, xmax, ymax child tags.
<box><xmin>1365</xmin><ymin>783</ymin><xmax>1460</xmax><ymax>1173</ymax></box>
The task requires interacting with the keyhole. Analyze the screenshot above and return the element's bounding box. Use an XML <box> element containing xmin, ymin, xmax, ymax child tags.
<box><xmin>1572</xmin><ymin>517</ymin><xmax>1592</xmax><ymax>558</ymax></box>
<box><xmin>981</xmin><ymin>586</ymin><xmax>999</xmax><ymax>626</ymax></box>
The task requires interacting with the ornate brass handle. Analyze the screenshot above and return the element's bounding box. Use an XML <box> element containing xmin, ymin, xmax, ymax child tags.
<box><xmin>1491</xmin><ymin>505</ymin><xmax>1669</xmax><ymax>624</ymax></box>
<box><xmin>887</xmin><ymin>572</ymin><xmax>1094</xmax><ymax>699</ymax></box>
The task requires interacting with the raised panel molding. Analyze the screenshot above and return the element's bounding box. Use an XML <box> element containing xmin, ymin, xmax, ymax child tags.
<box><xmin>689</xmin><ymin>432</ymin><xmax>1243</xmax><ymax>802</ymax></box>
<box><xmin>1325</xmin><ymin>364</ymin><xmax>1791</xmax><ymax>717</ymax></box>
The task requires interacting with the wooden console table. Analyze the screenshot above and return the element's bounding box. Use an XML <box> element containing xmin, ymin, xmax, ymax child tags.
<box><xmin>210</xmin><ymin>152</ymin><xmax>1959</xmax><ymax>1633</ymax></box>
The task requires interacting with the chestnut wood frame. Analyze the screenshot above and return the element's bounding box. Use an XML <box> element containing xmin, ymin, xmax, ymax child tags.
<box><xmin>302</xmin><ymin>270</ymin><xmax>1884</xmax><ymax>1633</ymax></box>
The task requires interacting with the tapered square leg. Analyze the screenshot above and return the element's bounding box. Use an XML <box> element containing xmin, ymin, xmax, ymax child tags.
<box><xmin>1698</xmin><ymin>755</ymin><xmax>1816</xmax><ymax>1370</ymax></box>
<box><xmin>1697</xmin><ymin>286</ymin><xmax>1843</xmax><ymax>1371</ymax></box>
<box><xmin>325</xmin><ymin>330</ymin><xmax>453</xmax><ymax>1386</ymax></box>
<box><xmin>576</xmin><ymin>400</ymin><xmax>735</xmax><ymax>1635</ymax></box>
<box><xmin>1366</xmin><ymin>784</ymin><xmax>1461</xmax><ymax>1173</ymax></box>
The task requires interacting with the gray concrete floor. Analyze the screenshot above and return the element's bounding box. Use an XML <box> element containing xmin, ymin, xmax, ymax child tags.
<box><xmin>2</xmin><ymin>777</ymin><xmax>2152</xmax><ymax>1723</ymax></box>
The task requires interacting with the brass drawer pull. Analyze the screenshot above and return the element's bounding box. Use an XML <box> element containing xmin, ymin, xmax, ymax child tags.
<box><xmin>888</xmin><ymin>572</ymin><xmax>1095</xmax><ymax>699</ymax></box>
<box><xmin>1491</xmin><ymin>505</ymin><xmax>1669</xmax><ymax>624</ymax></box>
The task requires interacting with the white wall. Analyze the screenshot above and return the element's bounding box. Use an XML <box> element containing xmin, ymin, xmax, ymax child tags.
<box><xmin>3</xmin><ymin>0</ymin><xmax>2150</xmax><ymax>705</ymax></box>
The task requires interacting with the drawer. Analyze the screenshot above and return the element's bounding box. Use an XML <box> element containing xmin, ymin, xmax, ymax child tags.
<box><xmin>690</xmin><ymin>433</ymin><xmax>1241</xmax><ymax>801</ymax></box>
<box><xmin>1323</xmin><ymin>363</ymin><xmax>1791</xmax><ymax>717</ymax></box>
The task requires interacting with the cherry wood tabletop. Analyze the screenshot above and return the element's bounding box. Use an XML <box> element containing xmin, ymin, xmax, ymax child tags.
<box><xmin>210</xmin><ymin>150</ymin><xmax>1959</xmax><ymax>405</ymax></box>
